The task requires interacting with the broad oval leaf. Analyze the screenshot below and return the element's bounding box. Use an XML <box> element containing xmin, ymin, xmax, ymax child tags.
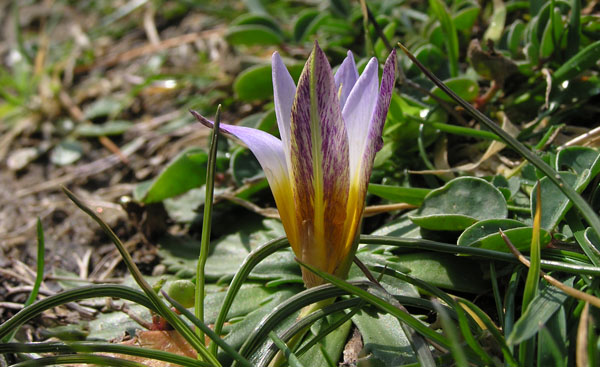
<box><xmin>458</xmin><ymin>218</ymin><xmax>551</xmax><ymax>252</ymax></box>
<box><xmin>231</xmin><ymin>13</ymin><xmax>281</xmax><ymax>34</ymax></box>
<box><xmin>140</xmin><ymin>147</ymin><xmax>208</xmax><ymax>203</ymax></box>
<box><xmin>532</xmin><ymin>153</ymin><xmax>600</xmax><ymax>231</ymax></box>
<box><xmin>293</xmin><ymin>9</ymin><xmax>320</xmax><ymax>41</ymax></box>
<box><xmin>352</xmin><ymin>311</ymin><xmax>417</xmax><ymax>366</ymax></box>
<box><xmin>453</xmin><ymin>5</ymin><xmax>480</xmax><ymax>31</ymax></box>
<box><xmin>395</xmin><ymin>252</ymin><xmax>489</xmax><ymax>293</ymax></box>
<box><xmin>225</xmin><ymin>25</ymin><xmax>283</xmax><ymax>46</ymax></box>
<box><xmin>409</xmin><ymin>177</ymin><xmax>508</xmax><ymax>231</ymax></box>
<box><xmin>556</xmin><ymin>146</ymin><xmax>600</xmax><ymax>178</ymax></box>
<box><xmin>233</xmin><ymin>63</ymin><xmax>304</xmax><ymax>102</ymax></box>
<box><xmin>429</xmin><ymin>77</ymin><xmax>480</xmax><ymax>103</ymax></box>
<box><xmin>231</xmin><ymin>147</ymin><xmax>264</xmax><ymax>186</ymax></box>
<box><xmin>408</xmin><ymin>44</ymin><xmax>445</xmax><ymax>74</ymax></box>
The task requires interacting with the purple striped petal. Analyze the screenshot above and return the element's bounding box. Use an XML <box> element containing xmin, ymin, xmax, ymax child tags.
<box><xmin>342</xmin><ymin>57</ymin><xmax>379</xmax><ymax>183</ymax></box>
<box><xmin>334</xmin><ymin>50</ymin><xmax>359</xmax><ymax>109</ymax></box>
<box><xmin>290</xmin><ymin>42</ymin><xmax>350</xmax><ymax>278</ymax></box>
<box><xmin>272</xmin><ymin>52</ymin><xmax>296</xmax><ymax>164</ymax></box>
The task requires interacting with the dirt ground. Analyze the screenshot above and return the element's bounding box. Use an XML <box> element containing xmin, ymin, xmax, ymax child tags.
<box><xmin>0</xmin><ymin>1</ymin><xmax>241</xmax><ymax>334</ymax></box>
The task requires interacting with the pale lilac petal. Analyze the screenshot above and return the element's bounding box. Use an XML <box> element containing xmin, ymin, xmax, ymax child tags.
<box><xmin>342</xmin><ymin>57</ymin><xmax>379</xmax><ymax>183</ymax></box>
<box><xmin>360</xmin><ymin>49</ymin><xmax>397</xmax><ymax>186</ymax></box>
<box><xmin>290</xmin><ymin>42</ymin><xmax>350</xmax><ymax>273</ymax></box>
<box><xmin>191</xmin><ymin>110</ymin><xmax>300</xmax><ymax>254</ymax></box>
<box><xmin>191</xmin><ymin>110</ymin><xmax>288</xmax><ymax>187</ymax></box>
<box><xmin>272</xmin><ymin>52</ymin><xmax>295</xmax><ymax>162</ymax></box>
<box><xmin>334</xmin><ymin>50</ymin><xmax>359</xmax><ymax>109</ymax></box>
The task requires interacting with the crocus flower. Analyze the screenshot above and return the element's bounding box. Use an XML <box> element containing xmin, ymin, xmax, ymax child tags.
<box><xmin>192</xmin><ymin>43</ymin><xmax>396</xmax><ymax>287</ymax></box>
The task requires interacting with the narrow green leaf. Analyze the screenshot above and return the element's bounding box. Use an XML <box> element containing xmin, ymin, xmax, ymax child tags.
<box><xmin>523</xmin><ymin>185</ymin><xmax>543</xmax><ymax>310</ymax></box>
<box><xmin>209</xmin><ymin>236</ymin><xmax>290</xmax><ymax>355</ymax></box>
<box><xmin>296</xmin><ymin>260</ymin><xmax>451</xmax><ymax>349</ymax></box>
<box><xmin>293</xmin><ymin>9</ymin><xmax>320</xmax><ymax>41</ymax></box>
<box><xmin>258</xmin><ymin>299</ymin><xmax>363</xmax><ymax>367</ymax></box>
<box><xmin>433</xmin><ymin>300</ymin><xmax>468</xmax><ymax>367</ymax></box>
<box><xmin>196</xmin><ymin>106</ymin><xmax>221</xmax><ymax>343</ymax></box>
<box><xmin>231</xmin><ymin>13</ymin><xmax>282</xmax><ymax>33</ymax></box>
<box><xmin>361</xmin><ymin>235</ymin><xmax>600</xmax><ymax>276</ymax></box>
<box><xmin>456</xmin><ymin>298</ymin><xmax>519</xmax><ymax>366</ymax></box>
<box><xmin>566</xmin><ymin>0</ymin><xmax>581</xmax><ymax>57</ymax></box>
<box><xmin>163</xmin><ymin>291</ymin><xmax>253</xmax><ymax>367</ymax></box>
<box><xmin>508</xmin><ymin>278</ymin><xmax>572</xmax><ymax>345</ymax></box>
<box><xmin>269</xmin><ymin>331</ymin><xmax>305</xmax><ymax>367</ymax></box>
<box><xmin>0</xmin><ymin>342</ymin><xmax>206</xmax><ymax>367</ymax></box>
<box><xmin>507</xmin><ymin>20</ymin><xmax>526</xmax><ymax>56</ymax></box>
<box><xmin>483</xmin><ymin>0</ymin><xmax>507</xmax><ymax>43</ymax></box>
<box><xmin>236</xmin><ymin>282</ymin><xmax>371</xmax><ymax>364</ymax></box>
<box><xmin>2</xmin><ymin>218</ymin><xmax>45</xmax><ymax>342</ymax></box>
<box><xmin>566</xmin><ymin>211</ymin><xmax>600</xmax><ymax>267</ymax></box>
<box><xmin>367</xmin><ymin>184</ymin><xmax>430</xmax><ymax>205</ymax></box>
<box><xmin>0</xmin><ymin>285</ymin><xmax>157</xmax><ymax>341</ymax></box>
<box><xmin>75</xmin><ymin>120</ymin><xmax>133</xmax><ymax>137</ymax></box>
<box><xmin>10</xmin><ymin>354</ymin><xmax>147</xmax><ymax>367</ymax></box>
<box><xmin>62</xmin><ymin>188</ymin><xmax>220</xmax><ymax>366</ymax></box>
<box><xmin>554</xmin><ymin>40</ymin><xmax>600</xmax><ymax>84</ymax></box>
<box><xmin>429</xmin><ymin>0</ymin><xmax>459</xmax><ymax>76</ymax></box>
<box><xmin>458</xmin><ymin>219</ymin><xmax>551</xmax><ymax>252</ymax></box>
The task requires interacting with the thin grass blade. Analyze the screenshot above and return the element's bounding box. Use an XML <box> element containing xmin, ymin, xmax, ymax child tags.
<box><xmin>196</xmin><ymin>105</ymin><xmax>222</xmax><ymax>342</ymax></box>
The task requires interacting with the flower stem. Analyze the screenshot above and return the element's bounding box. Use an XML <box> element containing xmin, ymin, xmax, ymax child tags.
<box><xmin>196</xmin><ymin>105</ymin><xmax>221</xmax><ymax>345</ymax></box>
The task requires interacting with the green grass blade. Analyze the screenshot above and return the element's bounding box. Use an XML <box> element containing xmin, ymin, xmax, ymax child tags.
<box><xmin>360</xmin><ymin>235</ymin><xmax>600</xmax><ymax>276</ymax></box>
<box><xmin>235</xmin><ymin>282</ymin><xmax>371</xmax><ymax>365</ymax></box>
<box><xmin>0</xmin><ymin>342</ymin><xmax>206</xmax><ymax>367</ymax></box>
<box><xmin>209</xmin><ymin>236</ymin><xmax>290</xmax><ymax>355</ymax></box>
<box><xmin>296</xmin><ymin>260</ymin><xmax>451</xmax><ymax>349</ymax></box>
<box><xmin>452</xmin><ymin>300</ymin><xmax>494</xmax><ymax>365</ymax></box>
<box><xmin>489</xmin><ymin>262</ymin><xmax>505</xmax><ymax>331</ymax></box>
<box><xmin>268</xmin><ymin>331</ymin><xmax>305</xmax><ymax>367</ymax></box>
<box><xmin>62</xmin><ymin>188</ymin><xmax>219</xmax><ymax>366</ymax></box>
<box><xmin>508</xmin><ymin>278</ymin><xmax>573</xmax><ymax>345</ymax></box>
<box><xmin>2</xmin><ymin>218</ymin><xmax>45</xmax><ymax>343</ymax></box>
<box><xmin>10</xmin><ymin>354</ymin><xmax>148</xmax><ymax>367</ymax></box>
<box><xmin>0</xmin><ymin>285</ymin><xmax>156</xmax><ymax>340</ymax></box>
<box><xmin>429</xmin><ymin>0</ymin><xmax>459</xmax><ymax>76</ymax></box>
<box><xmin>432</xmin><ymin>300</ymin><xmax>468</xmax><ymax>367</ymax></box>
<box><xmin>397</xmin><ymin>42</ymin><xmax>600</xmax><ymax>243</ymax></box>
<box><xmin>456</xmin><ymin>298</ymin><xmax>519</xmax><ymax>366</ymax></box>
<box><xmin>196</xmin><ymin>105</ymin><xmax>221</xmax><ymax>343</ymax></box>
<box><xmin>554</xmin><ymin>41</ymin><xmax>600</xmax><ymax>84</ymax></box>
<box><xmin>258</xmin><ymin>299</ymin><xmax>363</xmax><ymax>367</ymax></box>
<box><xmin>523</xmin><ymin>184</ymin><xmax>543</xmax><ymax>310</ymax></box>
<box><xmin>163</xmin><ymin>291</ymin><xmax>253</xmax><ymax>367</ymax></box>
<box><xmin>29</xmin><ymin>218</ymin><xmax>45</xmax><ymax>307</ymax></box>
<box><xmin>566</xmin><ymin>0</ymin><xmax>581</xmax><ymax>57</ymax></box>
